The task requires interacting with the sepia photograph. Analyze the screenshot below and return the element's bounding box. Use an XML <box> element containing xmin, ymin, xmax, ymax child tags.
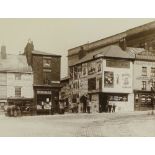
<box><xmin>0</xmin><ymin>18</ymin><xmax>155</xmax><ymax>137</ymax></box>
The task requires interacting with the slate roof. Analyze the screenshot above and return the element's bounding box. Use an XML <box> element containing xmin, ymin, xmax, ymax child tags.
<box><xmin>69</xmin><ymin>45</ymin><xmax>135</xmax><ymax>66</ymax></box>
<box><xmin>0</xmin><ymin>54</ymin><xmax>32</xmax><ymax>73</ymax></box>
<box><xmin>32</xmin><ymin>50</ymin><xmax>61</xmax><ymax>57</ymax></box>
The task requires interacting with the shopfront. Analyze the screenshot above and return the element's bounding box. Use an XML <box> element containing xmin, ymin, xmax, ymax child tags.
<box><xmin>134</xmin><ymin>91</ymin><xmax>153</xmax><ymax>111</ymax></box>
<box><xmin>99</xmin><ymin>93</ymin><xmax>133</xmax><ymax>112</ymax></box>
<box><xmin>34</xmin><ymin>86</ymin><xmax>60</xmax><ymax>115</ymax></box>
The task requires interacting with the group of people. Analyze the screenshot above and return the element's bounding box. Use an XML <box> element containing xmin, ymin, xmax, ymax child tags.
<box><xmin>69</xmin><ymin>97</ymin><xmax>92</xmax><ymax>114</ymax></box>
<box><xmin>107</xmin><ymin>101</ymin><xmax>116</xmax><ymax>113</ymax></box>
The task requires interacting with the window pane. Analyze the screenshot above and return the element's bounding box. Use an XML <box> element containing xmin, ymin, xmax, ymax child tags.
<box><xmin>15</xmin><ymin>87</ymin><xmax>21</xmax><ymax>97</ymax></box>
<box><xmin>43</xmin><ymin>58</ymin><xmax>51</xmax><ymax>68</ymax></box>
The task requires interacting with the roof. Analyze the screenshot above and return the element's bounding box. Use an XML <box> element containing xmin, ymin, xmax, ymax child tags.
<box><xmin>68</xmin><ymin>21</ymin><xmax>155</xmax><ymax>56</ymax></box>
<box><xmin>32</xmin><ymin>50</ymin><xmax>61</xmax><ymax>57</ymax></box>
<box><xmin>0</xmin><ymin>54</ymin><xmax>32</xmax><ymax>73</ymax></box>
<box><xmin>69</xmin><ymin>45</ymin><xmax>135</xmax><ymax>66</ymax></box>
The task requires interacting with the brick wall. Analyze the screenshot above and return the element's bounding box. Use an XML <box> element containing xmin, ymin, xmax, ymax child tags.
<box><xmin>32</xmin><ymin>55</ymin><xmax>61</xmax><ymax>85</ymax></box>
<box><xmin>51</xmin><ymin>57</ymin><xmax>61</xmax><ymax>81</ymax></box>
<box><xmin>32</xmin><ymin>55</ymin><xmax>43</xmax><ymax>85</ymax></box>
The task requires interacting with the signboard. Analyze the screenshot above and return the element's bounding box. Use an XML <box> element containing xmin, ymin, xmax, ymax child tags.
<box><xmin>37</xmin><ymin>90</ymin><xmax>51</xmax><ymax>95</ymax></box>
<box><xmin>106</xmin><ymin>59</ymin><xmax>130</xmax><ymax>68</ymax></box>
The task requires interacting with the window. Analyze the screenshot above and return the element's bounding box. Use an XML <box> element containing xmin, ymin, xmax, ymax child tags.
<box><xmin>151</xmin><ymin>81</ymin><xmax>155</xmax><ymax>89</ymax></box>
<box><xmin>142</xmin><ymin>67</ymin><xmax>147</xmax><ymax>76</ymax></box>
<box><xmin>88</xmin><ymin>78</ymin><xmax>96</xmax><ymax>91</ymax></box>
<box><xmin>43</xmin><ymin>58</ymin><xmax>51</xmax><ymax>68</ymax></box>
<box><xmin>151</xmin><ymin>68</ymin><xmax>155</xmax><ymax>77</ymax></box>
<box><xmin>15</xmin><ymin>87</ymin><xmax>21</xmax><ymax>97</ymax></box>
<box><xmin>15</xmin><ymin>73</ymin><xmax>21</xmax><ymax>80</ymax></box>
<box><xmin>142</xmin><ymin>81</ymin><xmax>146</xmax><ymax>90</ymax></box>
<box><xmin>43</xmin><ymin>69</ymin><xmax>51</xmax><ymax>85</ymax></box>
<box><xmin>108</xmin><ymin>94</ymin><xmax>128</xmax><ymax>102</ymax></box>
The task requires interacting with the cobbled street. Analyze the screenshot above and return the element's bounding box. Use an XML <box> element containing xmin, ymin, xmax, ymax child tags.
<box><xmin>0</xmin><ymin>111</ymin><xmax>155</xmax><ymax>137</ymax></box>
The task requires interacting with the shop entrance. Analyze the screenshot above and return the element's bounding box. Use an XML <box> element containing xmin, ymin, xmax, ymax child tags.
<box><xmin>99</xmin><ymin>93</ymin><xmax>128</xmax><ymax>112</ymax></box>
<box><xmin>36</xmin><ymin>90</ymin><xmax>52</xmax><ymax>115</ymax></box>
<box><xmin>99</xmin><ymin>93</ymin><xmax>108</xmax><ymax>112</ymax></box>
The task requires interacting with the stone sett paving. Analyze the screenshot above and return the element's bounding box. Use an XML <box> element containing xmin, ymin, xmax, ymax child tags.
<box><xmin>0</xmin><ymin>111</ymin><xmax>155</xmax><ymax>137</ymax></box>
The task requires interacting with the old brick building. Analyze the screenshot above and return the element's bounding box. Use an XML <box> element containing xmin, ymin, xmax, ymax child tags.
<box><xmin>24</xmin><ymin>41</ymin><xmax>61</xmax><ymax>114</ymax></box>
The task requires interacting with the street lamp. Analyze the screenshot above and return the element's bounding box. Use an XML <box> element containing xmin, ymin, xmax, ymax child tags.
<box><xmin>151</xmin><ymin>86</ymin><xmax>154</xmax><ymax>115</ymax></box>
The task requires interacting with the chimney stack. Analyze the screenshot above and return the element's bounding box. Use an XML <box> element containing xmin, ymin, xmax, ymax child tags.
<box><xmin>1</xmin><ymin>45</ymin><xmax>7</xmax><ymax>59</ymax></box>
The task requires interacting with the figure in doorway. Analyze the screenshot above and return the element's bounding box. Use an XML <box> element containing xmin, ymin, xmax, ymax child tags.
<box><xmin>108</xmin><ymin>100</ymin><xmax>112</xmax><ymax>113</ymax></box>
<box><xmin>87</xmin><ymin>98</ymin><xmax>91</xmax><ymax>114</ymax></box>
<box><xmin>112</xmin><ymin>103</ymin><xmax>116</xmax><ymax>113</ymax></box>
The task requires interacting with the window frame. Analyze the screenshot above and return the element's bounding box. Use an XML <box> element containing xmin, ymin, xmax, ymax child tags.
<box><xmin>142</xmin><ymin>81</ymin><xmax>146</xmax><ymax>90</ymax></box>
<box><xmin>142</xmin><ymin>67</ymin><xmax>147</xmax><ymax>76</ymax></box>
<box><xmin>15</xmin><ymin>87</ymin><xmax>21</xmax><ymax>97</ymax></box>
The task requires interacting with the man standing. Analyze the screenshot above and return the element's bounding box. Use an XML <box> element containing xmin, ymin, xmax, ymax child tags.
<box><xmin>108</xmin><ymin>100</ymin><xmax>112</xmax><ymax>113</ymax></box>
<box><xmin>112</xmin><ymin>103</ymin><xmax>116</xmax><ymax>113</ymax></box>
<box><xmin>87</xmin><ymin>99</ymin><xmax>91</xmax><ymax>114</ymax></box>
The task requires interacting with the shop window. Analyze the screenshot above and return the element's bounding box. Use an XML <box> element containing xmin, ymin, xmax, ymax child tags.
<box><xmin>140</xmin><ymin>94</ymin><xmax>152</xmax><ymax>107</ymax></box>
<box><xmin>15</xmin><ymin>87</ymin><xmax>21</xmax><ymax>97</ymax></box>
<box><xmin>142</xmin><ymin>81</ymin><xmax>146</xmax><ymax>90</ymax></box>
<box><xmin>151</xmin><ymin>67</ymin><xmax>155</xmax><ymax>77</ymax></box>
<box><xmin>108</xmin><ymin>94</ymin><xmax>128</xmax><ymax>102</ymax></box>
<box><xmin>88</xmin><ymin>78</ymin><xmax>96</xmax><ymax>91</ymax></box>
<box><xmin>142</xmin><ymin>67</ymin><xmax>147</xmax><ymax>76</ymax></box>
<box><xmin>15</xmin><ymin>73</ymin><xmax>21</xmax><ymax>80</ymax></box>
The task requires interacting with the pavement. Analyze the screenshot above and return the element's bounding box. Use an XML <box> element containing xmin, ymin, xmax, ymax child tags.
<box><xmin>0</xmin><ymin>111</ymin><xmax>155</xmax><ymax>137</ymax></box>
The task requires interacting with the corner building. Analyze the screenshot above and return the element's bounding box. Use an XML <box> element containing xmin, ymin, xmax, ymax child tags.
<box><xmin>68</xmin><ymin>45</ymin><xmax>135</xmax><ymax>113</ymax></box>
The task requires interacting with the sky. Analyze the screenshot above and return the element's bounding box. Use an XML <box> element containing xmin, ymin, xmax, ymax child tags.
<box><xmin>0</xmin><ymin>18</ymin><xmax>154</xmax><ymax>78</ymax></box>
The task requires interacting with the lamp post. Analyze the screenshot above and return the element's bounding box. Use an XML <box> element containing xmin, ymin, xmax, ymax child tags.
<box><xmin>148</xmin><ymin>78</ymin><xmax>154</xmax><ymax>115</ymax></box>
<box><xmin>151</xmin><ymin>86</ymin><xmax>154</xmax><ymax>115</ymax></box>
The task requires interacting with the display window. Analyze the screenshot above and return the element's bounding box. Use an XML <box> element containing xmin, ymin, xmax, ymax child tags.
<box><xmin>108</xmin><ymin>94</ymin><xmax>128</xmax><ymax>102</ymax></box>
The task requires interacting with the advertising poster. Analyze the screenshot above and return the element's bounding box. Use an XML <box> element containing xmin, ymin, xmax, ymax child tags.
<box><xmin>96</xmin><ymin>60</ymin><xmax>102</xmax><ymax>73</ymax></box>
<box><xmin>104</xmin><ymin>71</ymin><xmax>114</xmax><ymax>88</ymax></box>
<box><xmin>79</xmin><ymin>78</ymin><xmax>88</xmax><ymax>95</ymax></box>
<box><xmin>82</xmin><ymin>63</ymin><xmax>87</xmax><ymax>77</ymax></box>
<box><xmin>122</xmin><ymin>73</ymin><xmax>131</xmax><ymax>88</ymax></box>
<box><xmin>88</xmin><ymin>61</ymin><xmax>96</xmax><ymax>75</ymax></box>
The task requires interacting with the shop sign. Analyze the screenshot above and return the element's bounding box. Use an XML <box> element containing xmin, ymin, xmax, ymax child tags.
<box><xmin>37</xmin><ymin>90</ymin><xmax>51</xmax><ymax>95</ymax></box>
<box><xmin>106</xmin><ymin>59</ymin><xmax>130</xmax><ymax>68</ymax></box>
<box><xmin>135</xmin><ymin>61</ymin><xmax>155</xmax><ymax>66</ymax></box>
